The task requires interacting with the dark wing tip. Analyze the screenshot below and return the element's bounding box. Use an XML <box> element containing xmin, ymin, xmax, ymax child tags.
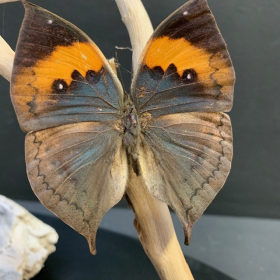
<box><xmin>183</xmin><ymin>224</ymin><xmax>193</xmax><ymax>246</ymax></box>
<box><xmin>21</xmin><ymin>1</ymin><xmax>41</xmax><ymax>10</ymax></box>
<box><xmin>87</xmin><ymin>233</ymin><xmax>97</xmax><ymax>255</ymax></box>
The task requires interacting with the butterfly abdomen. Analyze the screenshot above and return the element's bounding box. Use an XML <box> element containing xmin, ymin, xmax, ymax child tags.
<box><xmin>122</xmin><ymin>97</ymin><xmax>142</xmax><ymax>175</ymax></box>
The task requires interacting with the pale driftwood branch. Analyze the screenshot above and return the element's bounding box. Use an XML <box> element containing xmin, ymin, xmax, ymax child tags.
<box><xmin>115</xmin><ymin>0</ymin><xmax>194</xmax><ymax>279</ymax></box>
<box><xmin>126</xmin><ymin>171</ymin><xmax>194</xmax><ymax>280</ymax></box>
<box><xmin>0</xmin><ymin>0</ymin><xmax>19</xmax><ymax>4</ymax></box>
<box><xmin>0</xmin><ymin>36</ymin><xmax>14</xmax><ymax>81</ymax></box>
<box><xmin>115</xmin><ymin>0</ymin><xmax>153</xmax><ymax>72</ymax></box>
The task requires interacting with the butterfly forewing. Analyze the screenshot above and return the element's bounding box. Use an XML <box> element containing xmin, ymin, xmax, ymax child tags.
<box><xmin>11</xmin><ymin>2</ymin><xmax>123</xmax><ymax>132</ymax></box>
<box><xmin>133</xmin><ymin>0</ymin><xmax>235</xmax><ymax>243</ymax></box>
<box><xmin>132</xmin><ymin>0</ymin><xmax>235</xmax><ymax>116</ymax></box>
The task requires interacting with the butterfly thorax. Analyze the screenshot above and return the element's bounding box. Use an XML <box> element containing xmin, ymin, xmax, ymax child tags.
<box><xmin>122</xmin><ymin>95</ymin><xmax>140</xmax><ymax>163</ymax></box>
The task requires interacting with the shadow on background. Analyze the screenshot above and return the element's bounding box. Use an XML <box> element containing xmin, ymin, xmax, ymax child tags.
<box><xmin>34</xmin><ymin>214</ymin><xmax>234</xmax><ymax>280</ymax></box>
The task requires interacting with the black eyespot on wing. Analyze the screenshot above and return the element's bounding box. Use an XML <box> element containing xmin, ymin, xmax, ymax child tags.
<box><xmin>153</xmin><ymin>66</ymin><xmax>165</xmax><ymax>79</ymax></box>
<box><xmin>148</xmin><ymin>66</ymin><xmax>164</xmax><ymax>80</ymax></box>
<box><xmin>165</xmin><ymin>63</ymin><xmax>180</xmax><ymax>80</ymax></box>
<box><xmin>52</xmin><ymin>79</ymin><xmax>68</xmax><ymax>94</ymax></box>
<box><xmin>165</xmin><ymin>63</ymin><xmax>177</xmax><ymax>74</ymax></box>
<box><xmin>70</xmin><ymin>70</ymin><xmax>85</xmax><ymax>90</ymax></box>
<box><xmin>71</xmin><ymin>70</ymin><xmax>84</xmax><ymax>81</ymax></box>
<box><xmin>86</xmin><ymin>70</ymin><xmax>101</xmax><ymax>84</ymax></box>
<box><xmin>181</xmin><ymin>69</ymin><xmax>198</xmax><ymax>84</ymax></box>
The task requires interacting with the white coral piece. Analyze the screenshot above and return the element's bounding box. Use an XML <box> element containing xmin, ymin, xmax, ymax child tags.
<box><xmin>0</xmin><ymin>195</ymin><xmax>59</xmax><ymax>280</ymax></box>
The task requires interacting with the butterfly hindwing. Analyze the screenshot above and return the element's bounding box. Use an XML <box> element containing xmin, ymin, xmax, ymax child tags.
<box><xmin>132</xmin><ymin>0</ymin><xmax>235</xmax><ymax>116</ymax></box>
<box><xmin>133</xmin><ymin>0</ymin><xmax>235</xmax><ymax>243</ymax></box>
<box><xmin>25</xmin><ymin>121</ymin><xmax>127</xmax><ymax>254</ymax></box>
<box><xmin>139</xmin><ymin>112</ymin><xmax>232</xmax><ymax>244</ymax></box>
<box><xmin>11</xmin><ymin>1</ymin><xmax>123</xmax><ymax>132</ymax></box>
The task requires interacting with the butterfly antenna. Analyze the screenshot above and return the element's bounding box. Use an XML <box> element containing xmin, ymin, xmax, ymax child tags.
<box><xmin>115</xmin><ymin>46</ymin><xmax>133</xmax><ymax>87</ymax></box>
<box><xmin>119</xmin><ymin>65</ymin><xmax>132</xmax><ymax>76</ymax></box>
<box><xmin>119</xmin><ymin>64</ymin><xmax>133</xmax><ymax>89</ymax></box>
<box><xmin>115</xmin><ymin>51</ymin><xmax>126</xmax><ymax>94</ymax></box>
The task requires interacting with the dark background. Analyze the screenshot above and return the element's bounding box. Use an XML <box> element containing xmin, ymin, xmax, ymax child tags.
<box><xmin>0</xmin><ymin>0</ymin><xmax>279</xmax><ymax>219</ymax></box>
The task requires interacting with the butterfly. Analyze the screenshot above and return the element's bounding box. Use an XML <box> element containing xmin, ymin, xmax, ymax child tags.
<box><xmin>10</xmin><ymin>0</ymin><xmax>235</xmax><ymax>254</ymax></box>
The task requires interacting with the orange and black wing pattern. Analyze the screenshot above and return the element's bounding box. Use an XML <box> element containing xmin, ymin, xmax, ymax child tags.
<box><xmin>11</xmin><ymin>1</ymin><xmax>123</xmax><ymax>132</ymax></box>
<box><xmin>132</xmin><ymin>0</ymin><xmax>235</xmax><ymax>116</ymax></box>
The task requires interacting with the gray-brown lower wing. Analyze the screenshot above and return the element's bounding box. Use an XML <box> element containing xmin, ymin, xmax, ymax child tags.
<box><xmin>139</xmin><ymin>112</ymin><xmax>232</xmax><ymax>244</ymax></box>
<box><xmin>25</xmin><ymin>121</ymin><xmax>127</xmax><ymax>254</ymax></box>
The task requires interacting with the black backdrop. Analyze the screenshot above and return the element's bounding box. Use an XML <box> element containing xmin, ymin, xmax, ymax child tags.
<box><xmin>0</xmin><ymin>0</ymin><xmax>279</xmax><ymax>219</ymax></box>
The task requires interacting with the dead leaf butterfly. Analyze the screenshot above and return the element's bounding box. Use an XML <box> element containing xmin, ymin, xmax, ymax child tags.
<box><xmin>10</xmin><ymin>0</ymin><xmax>235</xmax><ymax>254</ymax></box>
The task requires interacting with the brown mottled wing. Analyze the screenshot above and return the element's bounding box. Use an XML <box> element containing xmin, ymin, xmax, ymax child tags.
<box><xmin>139</xmin><ymin>112</ymin><xmax>232</xmax><ymax>244</ymax></box>
<box><xmin>11</xmin><ymin>2</ymin><xmax>123</xmax><ymax>132</ymax></box>
<box><xmin>131</xmin><ymin>0</ymin><xmax>235</xmax><ymax>115</ymax></box>
<box><xmin>10</xmin><ymin>2</ymin><xmax>127</xmax><ymax>254</ymax></box>
<box><xmin>134</xmin><ymin>0</ymin><xmax>235</xmax><ymax>244</ymax></box>
<box><xmin>26</xmin><ymin>121</ymin><xmax>127</xmax><ymax>254</ymax></box>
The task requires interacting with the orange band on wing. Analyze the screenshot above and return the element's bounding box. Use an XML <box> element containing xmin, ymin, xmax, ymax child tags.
<box><xmin>144</xmin><ymin>36</ymin><xmax>213</xmax><ymax>76</ymax></box>
<box><xmin>13</xmin><ymin>42</ymin><xmax>103</xmax><ymax>95</ymax></box>
<box><xmin>144</xmin><ymin>36</ymin><xmax>233</xmax><ymax>92</ymax></box>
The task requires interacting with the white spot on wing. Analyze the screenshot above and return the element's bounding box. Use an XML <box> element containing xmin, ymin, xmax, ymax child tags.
<box><xmin>187</xmin><ymin>73</ymin><xmax>192</xmax><ymax>80</ymax></box>
<box><xmin>48</xmin><ymin>19</ymin><xmax>53</xmax><ymax>24</ymax></box>
<box><xmin>183</xmin><ymin>11</ymin><xmax>188</xmax><ymax>15</ymax></box>
<box><xmin>58</xmin><ymin>83</ymin><xmax>63</xmax><ymax>90</ymax></box>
